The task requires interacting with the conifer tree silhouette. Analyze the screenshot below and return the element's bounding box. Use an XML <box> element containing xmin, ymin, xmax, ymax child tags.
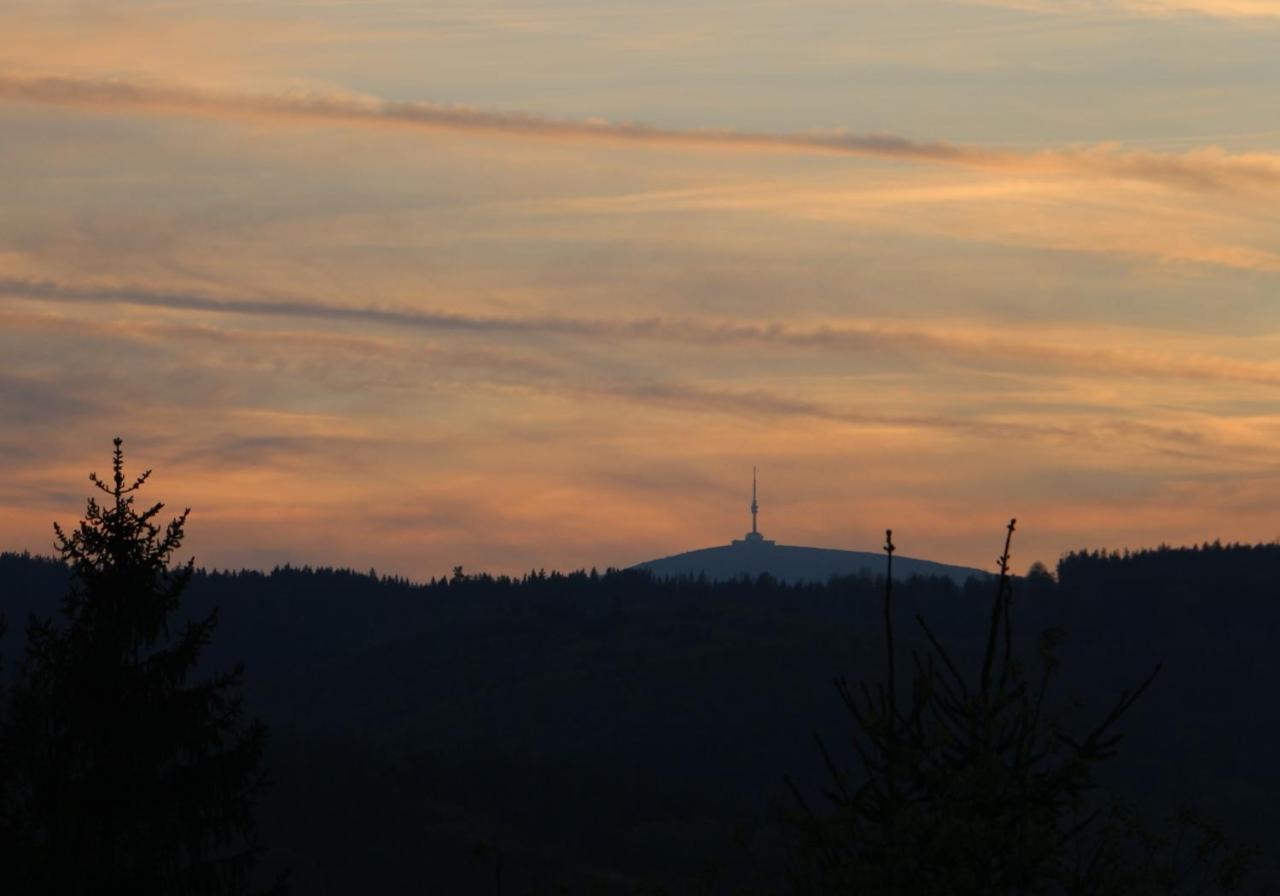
<box><xmin>0</xmin><ymin>438</ymin><xmax>270</xmax><ymax>895</ymax></box>
<box><xmin>785</xmin><ymin>520</ymin><xmax>1163</xmax><ymax>895</ymax></box>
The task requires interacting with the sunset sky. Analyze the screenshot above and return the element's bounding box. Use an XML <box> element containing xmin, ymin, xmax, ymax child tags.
<box><xmin>3</xmin><ymin>0</ymin><xmax>1279</xmax><ymax>577</ymax></box>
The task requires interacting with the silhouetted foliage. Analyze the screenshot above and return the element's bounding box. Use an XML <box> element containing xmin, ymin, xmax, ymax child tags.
<box><xmin>0</xmin><ymin>439</ymin><xmax>270</xmax><ymax>895</ymax></box>
<box><xmin>1086</xmin><ymin>804</ymin><xmax>1258</xmax><ymax>895</ymax></box>
<box><xmin>781</xmin><ymin>522</ymin><xmax>1252</xmax><ymax>895</ymax></box>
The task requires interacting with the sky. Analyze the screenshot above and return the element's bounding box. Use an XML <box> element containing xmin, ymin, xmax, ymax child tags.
<box><xmin>2</xmin><ymin>0</ymin><xmax>1279</xmax><ymax>577</ymax></box>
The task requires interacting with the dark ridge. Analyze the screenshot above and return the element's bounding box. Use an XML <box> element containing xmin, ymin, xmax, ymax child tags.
<box><xmin>2</xmin><ymin>542</ymin><xmax>1277</xmax><ymax>891</ymax></box>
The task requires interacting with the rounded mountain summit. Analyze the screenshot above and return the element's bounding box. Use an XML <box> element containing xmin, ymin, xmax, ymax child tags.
<box><xmin>632</xmin><ymin>471</ymin><xmax>987</xmax><ymax>585</ymax></box>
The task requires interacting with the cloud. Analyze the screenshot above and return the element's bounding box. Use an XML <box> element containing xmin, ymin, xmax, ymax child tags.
<box><xmin>7</xmin><ymin>276</ymin><xmax>1280</xmax><ymax>389</ymax></box>
<box><xmin>954</xmin><ymin>0</ymin><xmax>1280</xmax><ymax>19</ymax></box>
<box><xmin>0</xmin><ymin>370</ymin><xmax>90</xmax><ymax>425</ymax></box>
<box><xmin>3</xmin><ymin>74</ymin><xmax>1280</xmax><ymax>194</ymax></box>
<box><xmin>527</xmin><ymin>178</ymin><xmax>1280</xmax><ymax>274</ymax></box>
<box><xmin>565</xmin><ymin>377</ymin><xmax>1231</xmax><ymax>464</ymax></box>
<box><xmin>4</xmin><ymin>280</ymin><xmax>1244</xmax><ymax>467</ymax></box>
<box><xmin>1140</xmin><ymin>0</ymin><xmax>1280</xmax><ymax>16</ymax></box>
<box><xmin>0</xmin><ymin>276</ymin><xmax>552</xmax><ymax>335</ymax></box>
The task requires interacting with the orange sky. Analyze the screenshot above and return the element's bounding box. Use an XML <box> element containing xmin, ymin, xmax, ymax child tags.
<box><xmin>2</xmin><ymin>1</ymin><xmax>1278</xmax><ymax>577</ymax></box>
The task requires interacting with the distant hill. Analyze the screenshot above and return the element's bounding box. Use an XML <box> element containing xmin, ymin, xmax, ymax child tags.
<box><xmin>634</xmin><ymin>539</ymin><xmax>988</xmax><ymax>584</ymax></box>
<box><xmin>635</xmin><ymin>474</ymin><xmax>990</xmax><ymax>585</ymax></box>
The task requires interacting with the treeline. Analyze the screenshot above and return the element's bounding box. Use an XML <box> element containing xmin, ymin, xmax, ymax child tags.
<box><xmin>1059</xmin><ymin>541</ymin><xmax>1280</xmax><ymax>599</ymax></box>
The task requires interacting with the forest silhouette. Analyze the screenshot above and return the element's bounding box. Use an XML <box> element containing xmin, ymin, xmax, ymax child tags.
<box><xmin>0</xmin><ymin>441</ymin><xmax>1275</xmax><ymax>893</ymax></box>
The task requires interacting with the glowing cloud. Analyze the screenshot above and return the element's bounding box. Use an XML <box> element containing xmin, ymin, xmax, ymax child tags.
<box><xmin>3</xmin><ymin>74</ymin><xmax>1280</xmax><ymax>194</ymax></box>
<box><xmin>7</xmin><ymin>276</ymin><xmax>1280</xmax><ymax>388</ymax></box>
<box><xmin>956</xmin><ymin>0</ymin><xmax>1280</xmax><ymax>18</ymax></box>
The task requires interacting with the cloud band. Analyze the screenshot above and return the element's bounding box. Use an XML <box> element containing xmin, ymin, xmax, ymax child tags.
<box><xmin>3</xmin><ymin>74</ymin><xmax>1280</xmax><ymax>193</ymax></box>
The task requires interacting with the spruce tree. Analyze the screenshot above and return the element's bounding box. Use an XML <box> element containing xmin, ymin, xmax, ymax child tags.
<box><xmin>0</xmin><ymin>438</ymin><xmax>269</xmax><ymax>895</ymax></box>
<box><xmin>785</xmin><ymin>521</ymin><xmax>1162</xmax><ymax>895</ymax></box>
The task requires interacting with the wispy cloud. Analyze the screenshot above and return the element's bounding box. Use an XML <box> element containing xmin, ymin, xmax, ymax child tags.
<box><xmin>0</xmin><ymin>370</ymin><xmax>91</xmax><ymax>425</ymax></box>
<box><xmin>4</xmin><ymin>74</ymin><xmax>1280</xmax><ymax>194</ymax></box>
<box><xmin>8</xmin><ymin>276</ymin><xmax>1280</xmax><ymax>388</ymax></box>
<box><xmin>954</xmin><ymin>0</ymin><xmax>1280</xmax><ymax>19</ymax></box>
<box><xmin>528</xmin><ymin>178</ymin><xmax>1280</xmax><ymax>273</ymax></box>
<box><xmin>1131</xmin><ymin>0</ymin><xmax>1280</xmax><ymax>18</ymax></box>
<box><xmin>551</xmin><ymin>377</ymin><xmax>1247</xmax><ymax>468</ymax></box>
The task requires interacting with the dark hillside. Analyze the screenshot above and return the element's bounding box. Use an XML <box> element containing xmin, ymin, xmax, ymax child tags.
<box><xmin>2</xmin><ymin>544</ymin><xmax>1276</xmax><ymax>891</ymax></box>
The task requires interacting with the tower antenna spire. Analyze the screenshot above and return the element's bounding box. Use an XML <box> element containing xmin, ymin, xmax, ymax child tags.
<box><xmin>732</xmin><ymin>466</ymin><xmax>773</xmax><ymax>547</ymax></box>
<box><xmin>751</xmin><ymin>466</ymin><xmax>758</xmax><ymax>535</ymax></box>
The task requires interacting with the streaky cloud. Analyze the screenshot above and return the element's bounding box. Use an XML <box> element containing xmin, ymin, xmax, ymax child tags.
<box><xmin>955</xmin><ymin>0</ymin><xmax>1280</xmax><ymax>20</ymax></box>
<box><xmin>7</xmin><ymin>276</ymin><xmax>1280</xmax><ymax>388</ymax></box>
<box><xmin>572</xmin><ymin>377</ymin><xmax>1215</xmax><ymax>457</ymax></box>
<box><xmin>2</xmin><ymin>74</ymin><xmax>1280</xmax><ymax>194</ymax></box>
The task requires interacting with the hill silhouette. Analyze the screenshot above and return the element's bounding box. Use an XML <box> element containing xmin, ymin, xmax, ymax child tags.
<box><xmin>634</xmin><ymin>473</ymin><xmax>988</xmax><ymax>584</ymax></box>
<box><xmin>635</xmin><ymin>541</ymin><xmax>986</xmax><ymax>584</ymax></box>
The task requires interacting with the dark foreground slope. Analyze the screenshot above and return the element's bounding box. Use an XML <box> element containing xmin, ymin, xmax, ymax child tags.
<box><xmin>2</xmin><ymin>543</ymin><xmax>1277</xmax><ymax>892</ymax></box>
